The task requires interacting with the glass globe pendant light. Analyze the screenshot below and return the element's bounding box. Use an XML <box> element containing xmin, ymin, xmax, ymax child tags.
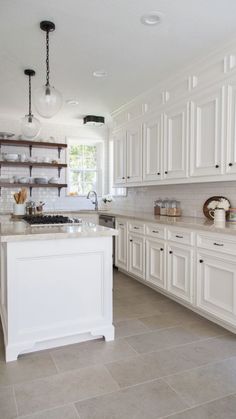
<box><xmin>34</xmin><ymin>21</ymin><xmax>62</xmax><ymax>118</ymax></box>
<box><xmin>21</xmin><ymin>69</ymin><xmax>41</xmax><ymax>139</ymax></box>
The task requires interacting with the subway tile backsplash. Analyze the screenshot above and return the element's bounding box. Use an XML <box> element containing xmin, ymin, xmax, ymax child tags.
<box><xmin>112</xmin><ymin>182</ymin><xmax>236</xmax><ymax>218</ymax></box>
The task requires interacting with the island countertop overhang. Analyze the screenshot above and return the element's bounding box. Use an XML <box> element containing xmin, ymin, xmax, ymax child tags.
<box><xmin>0</xmin><ymin>221</ymin><xmax>118</xmax><ymax>243</ymax></box>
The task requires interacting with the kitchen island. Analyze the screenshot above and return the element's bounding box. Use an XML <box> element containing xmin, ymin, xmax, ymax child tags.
<box><xmin>0</xmin><ymin>220</ymin><xmax>117</xmax><ymax>362</ymax></box>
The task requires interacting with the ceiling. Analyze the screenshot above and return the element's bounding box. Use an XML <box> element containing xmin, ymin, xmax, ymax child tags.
<box><xmin>1</xmin><ymin>0</ymin><xmax>236</xmax><ymax>125</ymax></box>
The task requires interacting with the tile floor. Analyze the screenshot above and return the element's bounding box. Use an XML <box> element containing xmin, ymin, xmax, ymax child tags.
<box><xmin>1</xmin><ymin>270</ymin><xmax>236</xmax><ymax>418</ymax></box>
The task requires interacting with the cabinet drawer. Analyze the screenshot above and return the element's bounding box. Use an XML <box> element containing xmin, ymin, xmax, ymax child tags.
<box><xmin>197</xmin><ymin>233</ymin><xmax>236</xmax><ymax>255</ymax></box>
<box><xmin>128</xmin><ymin>221</ymin><xmax>145</xmax><ymax>235</ymax></box>
<box><xmin>145</xmin><ymin>223</ymin><xmax>166</xmax><ymax>239</ymax></box>
<box><xmin>167</xmin><ymin>228</ymin><xmax>194</xmax><ymax>245</ymax></box>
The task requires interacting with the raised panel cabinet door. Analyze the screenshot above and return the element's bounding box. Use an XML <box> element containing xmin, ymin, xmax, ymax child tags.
<box><xmin>126</xmin><ymin>125</ymin><xmax>142</xmax><ymax>183</ymax></box>
<box><xmin>115</xmin><ymin>219</ymin><xmax>128</xmax><ymax>270</ymax></box>
<box><xmin>190</xmin><ymin>87</ymin><xmax>223</xmax><ymax>177</ymax></box>
<box><xmin>128</xmin><ymin>234</ymin><xmax>145</xmax><ymax>279</ymax></box>
<box><xmin>113</xmin><ymin>130</ymin><xmax>126</xmax><ymax>184</ymax></box>
<box><xmin>146</xmin><ymin>238</ymin><xmax>165</xmax><ymax>289</ymax></box>
<box><xmin>163</xmin><ymin>102</ymin><xmax>188</xmax><ymax>179</ymax></box>
<box><xmin>226</xmin><ymin>83</ymin><xmax>236</xmax><ymax>174</ymax></box>
<box><xmin>143</xmin><ymin>115</ymin><xmax>162</xmax><ymax>181</ymax></box>
<box><xmin>167</xmin><ymin>244</ymin><xmax>193</xmax><ymax>303</ymax></box>
<box><xmin>196</xmin><ymin>252</ymin><xmax>236</xmax><ymax>325</ymax></box>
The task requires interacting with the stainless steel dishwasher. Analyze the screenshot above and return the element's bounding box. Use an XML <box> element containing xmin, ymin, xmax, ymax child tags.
<box><xmin>99</xmin><ymin>214</ymin><xmax>116</xmax><ymax>266</ymax></box>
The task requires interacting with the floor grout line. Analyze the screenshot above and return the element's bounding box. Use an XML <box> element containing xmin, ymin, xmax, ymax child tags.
<box><xmin>12</xmin><ymin>385</ymin><xmax>19</xmax><ymax>418</ymax></box>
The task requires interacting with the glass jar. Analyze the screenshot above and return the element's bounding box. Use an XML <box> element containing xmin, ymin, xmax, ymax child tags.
<box><xmin>154</xmin><ymin>199</ymin><xmax>162</xmax><ymax>215</ymax></box>
<box><xmin>167</xmin><ymin>200</ymin><xmax>182</xmax><ymax>217</ymax></box>
<box><xmin>160</xmin><ymin>199</ymin><xmax>169</xmax><ymax>216</ymax></box>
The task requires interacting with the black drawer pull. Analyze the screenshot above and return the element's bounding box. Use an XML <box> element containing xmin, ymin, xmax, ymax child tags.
<box><xmin>213</xmin><ymin>242</ymin><xmax>224</xmax><ymax>247</ymax></box>
<box><xmin>199</xmin><ymin>259</ymin><xmax>204</xmax><ymax>263</ymax></box>
<box><xmin>129</xmin><ymin>239</ymin><xmax>133</xmax><ymax>242</ymax></box>
<box><xmin>118</xmin><ymin>224</ymin><xmax>124</xmax><ymax>226</ymax></box>
<box><xmin>160</xmin><ymin>248</ymin><xmax>164</xmax><ymax>251</ymax></box>
<box><xmin>176</xmin><ymin>235</ymin><xmax>183</xmax><ymax>238</ymax></box>
<box><xmin>133</xmin><ymin>226</ymin><xmax>140</xmax><ymax>230</ymax></box>
<box><xmin>169</xmin><ymin>250</ymin><xmax>173</xmax><ymax>254</ymax></box>
<box><xmin>152</xmin><ymin>230</ymin><xmax>159</xmax><ymax>233</ymax></box>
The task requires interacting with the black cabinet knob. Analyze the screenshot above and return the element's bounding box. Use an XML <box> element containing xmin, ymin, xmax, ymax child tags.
<box><xmin>165</xmin><ymin>171</ymin><xmax>168</xmax><ymax>174</ymax></box>
<box><xmin>127</xmin><ymin>176</ymin><xmax>130</xmax><ymax>179</ymax></box>
<box><xmin>199</xmin><ymin>259</ymin><xmax>204</xmax><ymax>263</ymax></box>
<box><xmin>157</xmin><ymin>172</ymin><xmax>160</xmax><ymax>175</ymax></box>
<box><xmin>215</xmin><ymin>164</ymin><xmax>219</xmax><ymax>168</ymax></box>
<box><xmin>169</xmin><ymin>250</ymin><xmax>173</xmax><ymax>254</ymax></box>
<box><xmin>129</xmin><ymin>239</ymin><xmax>133</xmax><ymax>242</ymax></box>
<box><xmin>122</xmin><ymin>176</ymin><xmax>125</xmax><ymax>179</ymax></box>
<box><xmin>229</xmin><ymin>163</ymin><xmax>233</xmax><ymax>167</ymax></box>
<box><xmin>160</xmin><ymin>248</ymin><xmax>164</xmax><ymax>251</ymax></box>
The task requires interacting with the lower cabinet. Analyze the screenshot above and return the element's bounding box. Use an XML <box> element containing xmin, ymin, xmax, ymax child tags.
<box><xmin>115</xmin><ymin>219</ymin><xmax>128</xmax><ymax>270</ymax></box>
<box><xmin>146</xmin><ymin>238</ymin><xmax>165</xmax><ymax>289</ymax></box>
<box><xmin>167</xmin><ymin>243</ymin><xmax>193</xmax><ymax>303</ymax></box>
<box><xmin>128</xmin><ymin>233</ymin><xmax>145</xmax><ymax>279</ymax></box>
<box><xmin>196</xmin><ymin>251</ymin><xmax>236</xmax><ymax>325</ymax></box>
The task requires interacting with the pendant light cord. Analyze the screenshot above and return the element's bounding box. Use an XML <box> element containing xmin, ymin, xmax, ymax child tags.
<box><xmin>46</xmin><ymin>30</ymin><xmax>50</xmax><ymax>86</ymax></box>
<box><xmin>28</xmin><ymin>74</ymin><xmax>32</xmax><ymax>116</ymax></box>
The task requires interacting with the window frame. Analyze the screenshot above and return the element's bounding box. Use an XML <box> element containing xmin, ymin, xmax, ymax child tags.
<box><xmin>66</xmin><ymin>138</ymin><xmax>104</xmax><ymax>197</ymax></box>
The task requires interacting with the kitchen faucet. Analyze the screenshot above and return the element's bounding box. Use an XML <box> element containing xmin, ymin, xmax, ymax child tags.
<box><xmin>87</xmin><ymin>190</ymin><xmax>98</xmax><ymax>211</ymax></box>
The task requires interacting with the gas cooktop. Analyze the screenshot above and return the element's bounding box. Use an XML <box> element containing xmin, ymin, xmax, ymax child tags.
<box><xmin>23</xmin><ymin>215</ymin><xmax>82</xmax><ymax>226</ymax></box>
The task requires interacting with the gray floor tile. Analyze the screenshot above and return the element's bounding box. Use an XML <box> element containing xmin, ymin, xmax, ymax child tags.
<box><xmin>0</xmin><ymin>353</ymin><xmax>57</xmax><ymax>387</ymax></box>
<box><xmin>106</xmin><ymin>354</ymin><xmax>162</xmax><ymax>387</ymax></box>
<box><xmin>50</xmin><ymin>339</ymin><xmax>136</xmax><ymax>372</ymax></box>
<box><xmin>75</xmin><ymin>379</ymin><xmax>188</xmax><ymax>419</ymax></box>
<box><xmin>165</xmin><ymin>356</ymin><xmax>236</xmax><ymax>407</ymax></box>
<box><xmin>14</xmin><ymin>365</ymin><xmax>119</xmax><ymax>416</ymax></box>
<box><xmin>126</xmin><ymin>326</ymin><xmax>202</xmax><ymax>354</ymax></box>
<box><xmin>18</xmin><ymin>404</ymin><xmax>79</xmax><ymax>419</ymax></box>
<box><xmin>0</xmin><ymin>386</ymin><xmax>17</xmax><ymax>419</ymax></box>
<box><xmin>164</xmin><ymin>394</ymin><xmax>236</xmax><ymax>418</ymax></box>
<box><xmin>114</xmin><ymin>319</ymin><xmax>149</xmax><ymax>338</ymax></box>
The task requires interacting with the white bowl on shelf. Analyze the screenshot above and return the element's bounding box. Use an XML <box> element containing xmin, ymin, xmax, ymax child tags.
<box><xmin>4</xmin><ymin>153</ymin><xmax>19</xmax><ymax>162</ymax></box>
<box><xmin>34</xmin><ymin>177</ymin><xmax>48</xmax><ymax>184</ymax></box>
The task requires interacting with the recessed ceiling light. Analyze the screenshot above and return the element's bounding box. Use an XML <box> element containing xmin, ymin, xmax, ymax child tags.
<box><xmin>66</xmin><ymin>99</ymin><xmax>79</xmax><ymax>105</ymax></box>
<box><xmin>93</xmin><ymin>70</ymin><xmax>108</xmax><ymax>78</ymax></box>
<box><xmin>141</xmin><ymin>12</ymin><xmax>163</xmax><ymax>26</ymax></box>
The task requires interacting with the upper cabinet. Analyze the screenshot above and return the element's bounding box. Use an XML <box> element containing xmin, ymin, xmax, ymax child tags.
<box><xmin>189</xmin><ymin>87</ymin><xmax>223</xmax><ymax>177</ymax></box>
<box><xmin>226</xmin><ymin>81</ymin><xmax>236</xmax><ymax>174</ymax></box>
<box><xmin>126</xmin><ymin>124</ymin><xmax>142</xmax><ymax>183</ymax></box>
<box><xmin>113</xmin><ymin>129</ymin><xmax>126</xmax><ymax>184</ymax></box>
<box><xmin>143</xmin><ymin>114</ymin><xmax>162</xmax><ymax>181</ymax></box>
<box><xmin>163</xmin><ymin>102</ymin><xmax>188</xmax><ymax>180</ymax></box>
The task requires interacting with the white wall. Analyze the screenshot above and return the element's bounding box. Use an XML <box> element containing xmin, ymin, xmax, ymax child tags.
<box><xmin>0</xmin><ymin>115</ymin><xmax>109</xmax><ymax>212</ymax></box>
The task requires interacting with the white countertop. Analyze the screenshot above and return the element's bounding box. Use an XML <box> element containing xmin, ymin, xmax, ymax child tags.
<box><xmin>1</xmin><ymin>209</ymin><xmax>236</xmax><ymax>241</ymax></box>
<box><xmin>0</xmin><ymin>221</ymin><xmax>117</xmax><ymax>243</ymax></box>
<box><xmin>99</xmin><ymin>209</ymin><xmax>236</xmax><ymax>236</ymax></box>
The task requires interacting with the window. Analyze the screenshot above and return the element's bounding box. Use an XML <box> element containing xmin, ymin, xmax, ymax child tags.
<box><xmin>68</xmin><ymin>140</ymin><xmax>103</xmax><ymax>196</ymax></box>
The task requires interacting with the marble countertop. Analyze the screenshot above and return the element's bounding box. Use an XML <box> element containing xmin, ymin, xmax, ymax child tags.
<box><xmin>0</xmin><ymin>221</ymin><xmax>117</xmax><ymax>243</ymax></box>
<box><xmin>101</xmin><ymin>209</ymin><xmax>236</xmax><ymax>236</ymax></box>
<box><xmin>1</xmin><ymin>209</ymin><xmax>236</xmax><ymax>240</ymax></box>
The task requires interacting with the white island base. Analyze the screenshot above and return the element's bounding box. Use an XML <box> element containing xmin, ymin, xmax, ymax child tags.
<box><xmin>0</xmin><ymin>235</ymin><xmax>115</xmax><ymax>362</ymax></box>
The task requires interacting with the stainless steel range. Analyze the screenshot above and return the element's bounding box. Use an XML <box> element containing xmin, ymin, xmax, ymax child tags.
<box><xmin>23</xmin><ymin>215</ymin><xmax>82</xmax><ymax>226</ymax></box>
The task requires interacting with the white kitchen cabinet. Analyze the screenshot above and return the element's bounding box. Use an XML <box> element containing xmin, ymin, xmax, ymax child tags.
<box><xmin>167</xmin><ymin>243</ymin><xmax>193</xmax><ymax>303</ymax></box>
<box><xmin>113</xmin><ymin>129</ymin><xmax>126</xmax><ymax>184</ymax></box>
<box><xmin>146</xmin><ymin>238</ymin><xmax>165</xmax><ymax>289</ymax></box>
<box><xmin>226</xmin><ymin>82</ymin><xmax>236</xmax><ymax>174</ymax></box>
<box><xmin>196</xmin><ymin>251</ymin><xmax>236</xmax><ymax>325</ymax></box>
<box><xmin>190</xmin><ymin>87</ymin><xmax>223</xmax><ymax>177</ymax></box>
<box><xmin>128</xmin><ymin>233</ymin><xmax>145</xmax><ymax>279</ymax></box>
<box><xmin>115</xmin><ymin>219</ymin><xmax>128</xmax><ymax>270</ymax></box>
<box><xmin>126</xmin><ymin>124</ymin><xmax>142</xmax><ymax>183</ymax></box>
<box><xmin>143</xmin><ymin>115</ymin><xmax>162</xmax><ymax>181</ymax></box>
<box><xmin>163</xmin><ymin>102</ymin><xmax>188</xmax><ymax>179</ymax></box>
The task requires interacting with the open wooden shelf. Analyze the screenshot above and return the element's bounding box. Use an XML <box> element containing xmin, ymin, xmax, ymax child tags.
<box><xmin>0</xmin><ymin>138</ymin><xmax>67</xmax><ymax>149</ymax></box>
<box><xmin>0</xmin><ymin>161</ymin><xmax>67</xmax><ymax>168</ymax></box>
<box><xmin>0</xmin><ymin>182</ymin><xmax>67</xmax><ymax>197</ymax></box>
